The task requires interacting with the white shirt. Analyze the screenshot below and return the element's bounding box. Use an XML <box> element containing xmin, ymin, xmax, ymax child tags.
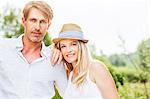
<box><xmin>0</xmin><ymin>35</ymin><xmax>67</xmax><ymax>99</ymax></box>
<box><xmin>63</xmin><ymin>71</ymin><xmax>103</xmax><ymax>99</ymax></box>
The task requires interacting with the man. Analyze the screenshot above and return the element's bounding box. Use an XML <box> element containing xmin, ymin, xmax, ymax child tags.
<box><xmin>0</xmin><ymin>1</ymin><xmax>67</xmax><ymax>99</ymax></box>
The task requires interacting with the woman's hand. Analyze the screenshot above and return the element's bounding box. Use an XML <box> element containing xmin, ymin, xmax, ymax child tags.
<box><xmin>50</xmin><ymin>44</ymin><xmax>63</xmax><ymax>65</ymax></box>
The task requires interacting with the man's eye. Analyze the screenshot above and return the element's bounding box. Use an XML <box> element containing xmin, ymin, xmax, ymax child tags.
<box><xmin>30</xmin><ymin>19</ymin><xmax>36</xmax><ymax>23</ymax></box>
<box><xmin>40</xmin><ymin>20</ymin><xmax>47</xmax><ymax>24</ymax></box>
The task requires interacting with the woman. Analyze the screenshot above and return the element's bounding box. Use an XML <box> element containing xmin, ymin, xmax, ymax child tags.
<box><xmin>52</xmin><ymin>23</ymin><xmax>119</xmax><ymax>99</ymax></box>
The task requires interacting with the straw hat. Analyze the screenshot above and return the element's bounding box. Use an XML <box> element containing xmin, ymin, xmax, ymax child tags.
<box><xmin>52</xmin><ymin>23</ymin><xmax>88</xmax><ymax>44</ymax></box>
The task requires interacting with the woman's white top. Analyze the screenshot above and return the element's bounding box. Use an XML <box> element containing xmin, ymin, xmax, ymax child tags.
<box><xmin>63</xmin><ymin>71</ymin><xmax>103</xmax><ymax>99</ymax></box>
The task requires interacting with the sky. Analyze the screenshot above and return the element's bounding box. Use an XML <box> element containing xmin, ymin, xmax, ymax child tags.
<box><xmin>0</xmin><ymin>0</ymin><xmax>150</xmax><ymax>55</ymax></box>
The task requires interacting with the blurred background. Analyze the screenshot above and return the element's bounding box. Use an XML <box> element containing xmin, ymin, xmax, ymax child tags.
<box><xmin>0</xmin><ymin>0</ymin><xmax>150</xmax><ymax>98</ymax></box>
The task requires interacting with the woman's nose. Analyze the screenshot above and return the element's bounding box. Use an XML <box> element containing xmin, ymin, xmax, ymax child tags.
<box><xmin>66</xmin><ymin>46</ymin><xmax>72</xmax><ymax>52</ymax></box>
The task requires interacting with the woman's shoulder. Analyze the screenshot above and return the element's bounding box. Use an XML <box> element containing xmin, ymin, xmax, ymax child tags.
<box><xmin>89</xmin><ymin>59</ymin><xmax>110</xmax><ymax>81</ymax></box>
<box><xmin>90</xmin><ymin>59</ymin><xmax>108</xmax><ymax>72</ymax></box>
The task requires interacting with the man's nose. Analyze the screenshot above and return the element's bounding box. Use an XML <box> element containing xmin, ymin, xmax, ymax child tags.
<box><xmin>35</xmin><ymin>22</ymin><xmax>40</xmax><ymax>30</ymax></box>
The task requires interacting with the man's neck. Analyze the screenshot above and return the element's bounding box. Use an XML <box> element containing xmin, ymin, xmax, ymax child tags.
<box><xmin>22</xmin><ymin>35</ymin><xmax>42</xmax><ymax>50</ymax></box>
<box><xmin>21</xmin><ymin>35</ymin><xmax>43</xmax><ymax>64</ymax></box>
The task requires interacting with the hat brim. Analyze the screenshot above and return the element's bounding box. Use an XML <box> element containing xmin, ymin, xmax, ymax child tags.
<box><xmin>52</xmin><ymin>37</ymin><xmax>88</xmax><ymax>44</ymax></box>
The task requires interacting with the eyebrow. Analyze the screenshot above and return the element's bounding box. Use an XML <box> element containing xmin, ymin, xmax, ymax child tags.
<box><xmin>60</xmin><ymin>40</ymin><xmax>77</xmax><ymax>44</ymax></box>
<box><xmin>28</xmin><ymin>17</ymin><xmax>48</xmax><ymax>21</ymax></box>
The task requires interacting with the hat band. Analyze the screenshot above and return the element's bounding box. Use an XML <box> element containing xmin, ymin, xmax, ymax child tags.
<box><xmin>59</xmin><ymin>31</ymin><xmax>84</xmax><ymax>39</ymax></box>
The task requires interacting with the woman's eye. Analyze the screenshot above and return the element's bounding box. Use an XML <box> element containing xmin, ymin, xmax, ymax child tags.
<box><xmin>60</xmin><ymin>45</ymin><xmax>65</xmax><ymax>48</ymax></box>
<box><xmin>72</xmin><ymin>42</ymin><xmax>77</xmax><ymax>46</ymax></box>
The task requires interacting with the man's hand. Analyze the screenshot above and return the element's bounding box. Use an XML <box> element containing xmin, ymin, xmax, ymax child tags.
<box><xmin>50</xmin><ymin>44</ymin><xmax>62</xmax><ymax>65</ymax></box>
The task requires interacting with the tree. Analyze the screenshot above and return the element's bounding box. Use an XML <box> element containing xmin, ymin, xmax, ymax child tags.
<box><xmin>136</xmin><ymin>38</ymin><xmax>150</xmax><ymax>99</ymax></box>
<box><xmin>109</xmin><ymin>54</ymin><xmax>127</xmax><ymax>67</ymax></box>
<box><xmin>0</xmin><ymin>7</ymin><xmax>23</xmax><ymax>38</ymax></box>
<box><xmin>137</xmin><ymin>38</ymin><xmax>150</xmax><ymax>72</ymax></box>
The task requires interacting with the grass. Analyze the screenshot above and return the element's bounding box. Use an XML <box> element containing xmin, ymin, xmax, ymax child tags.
<box><xmin>118</xmin><ymin>81</ymin><xmax>150</xmax><ymax>99</ymax></box>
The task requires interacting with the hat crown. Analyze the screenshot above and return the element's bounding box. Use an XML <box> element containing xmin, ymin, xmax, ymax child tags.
<box><xmin>60</xmin><ymin>23</ymin><xmax>83</xmax><ymax>33</ymax></box>
<box><xmin>52</xmin><ymin>23</ymin><xmax>88</xmax><ymax>44</ymax></box>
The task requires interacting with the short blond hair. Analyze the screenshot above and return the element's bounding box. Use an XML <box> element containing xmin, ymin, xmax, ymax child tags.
<box><xmin>23</xmin><ymin>1</ymin><xmax>53</xmax><ymax>22</ymax></box>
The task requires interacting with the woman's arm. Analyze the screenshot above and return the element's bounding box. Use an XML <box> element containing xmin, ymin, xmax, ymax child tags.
<box><xmin>90</xmin><ymin>60</ymin><xmax>119</xmax><ymax>99</ymax></box>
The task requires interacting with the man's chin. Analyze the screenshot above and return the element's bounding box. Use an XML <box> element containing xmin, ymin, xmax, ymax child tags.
<box><xmin>31</xmin><ymin>38</ymin><xmax>42</xmax><ymax>43</ymax></box>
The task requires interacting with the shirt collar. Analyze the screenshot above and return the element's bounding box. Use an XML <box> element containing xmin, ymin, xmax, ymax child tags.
<box><xmin>15</xmin><ymin>34</ymin><xmax>49</xmax><ymax>58</ymax></box>
<box><xmin>15</xmin><ymin>34</ymin><xmax>24</xmax><ymax>50</ymax></box>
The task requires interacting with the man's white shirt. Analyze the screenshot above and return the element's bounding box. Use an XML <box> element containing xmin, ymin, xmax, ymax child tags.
<box><xmin>0</xmin><ymin>35</ymin><xmax>67</xmax><ymax>99</ymax></box>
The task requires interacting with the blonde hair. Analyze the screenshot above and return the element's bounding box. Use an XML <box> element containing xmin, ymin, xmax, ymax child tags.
<box><xmin>22</xmin><ymin>1</ymin><xmax>53</xmax><ymax>22</ymax></box>
<box><xmin>56</xmin><ymin>41</ymin><xmax>92</xmax><ymax>87</ymax></box>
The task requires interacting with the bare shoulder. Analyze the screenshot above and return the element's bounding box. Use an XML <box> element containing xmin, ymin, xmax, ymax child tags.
<box><xmin>90</xmin><ymin>59</ymin><xmax>109</xmax><ymax>73</ymax></box>
<box><xmin>89</xmin><ymin>60</ymin><xmax>119</xmax><ymax>99</ymax></box>
<box><xmin>89</xmin><ymin>59</ymin><xmax>111</xmax><ymax>81</ymax></box>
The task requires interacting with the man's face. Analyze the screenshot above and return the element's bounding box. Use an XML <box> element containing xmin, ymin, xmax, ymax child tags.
<box><xmin>22</xmin><ymin>8</ymin><xmax>51</xmax><ymax>43</ymax></box>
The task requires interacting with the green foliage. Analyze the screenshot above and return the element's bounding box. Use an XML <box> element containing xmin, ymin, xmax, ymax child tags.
<box><xmin>118</xmin><ymin>82</ymin><xmax>150</xmax><ymax>99</ymax></box>
<box><xmin>139</xmin><ymin>72</ymin><xmax>150</xmax><ymax>83</ymax></box>
<box><xmin>137</xmin><ymin>38</ymin><xmax>150</xmax><ymax>72</ymax></box>
<box><xmin>52</xmin><ymin>83</ymin><xmax>62</xmax><ymax>99</ymax></box>
<box><xmin>110</xmin><ymin>67</ymin><xmax>150</xmax><ymax>99</ymax></box>
<box><xmin>108</xmin><ymin>66</ymin><xmax>126</xmax><ymax>88</ymax></box>
<box><xmin>0</xmin><ymin>8</ymin><xmax>24</xmax><ymax>38</ymax></box>
<box><xmin>136</xmin><ymin>38</ymin><xmax>150</xmax><ymax>86</ymax></box>
<box><xmin>44</xmin><ymin>32</ymin><xmax>52</xmax><ymax>46</ymax></box>
<box><xmin>114</xmin><ymin>67</ymin><xmax>140</xmax><ymax>83</ymax></box>
<box><xmin>109</xmin><ymin>54</ymin><xmax>127</xmax><ymax>66</ymax></box>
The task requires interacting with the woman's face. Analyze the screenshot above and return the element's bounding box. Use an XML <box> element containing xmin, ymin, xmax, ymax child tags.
<box><xmin>60</xmin><ymin>39</ymin><xmax>79</xmax><ymax>66</ymax></box>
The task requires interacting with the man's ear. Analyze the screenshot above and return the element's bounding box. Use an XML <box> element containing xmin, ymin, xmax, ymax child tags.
<box><xmin>47</xmin><ymin>21</ymin><xmax>52</xmax><ymax>30</ymax></box>
<box><xmin>22</xmin><ymin>17</ymin><xmax>26</xmax><ymax>26</ymax></box>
